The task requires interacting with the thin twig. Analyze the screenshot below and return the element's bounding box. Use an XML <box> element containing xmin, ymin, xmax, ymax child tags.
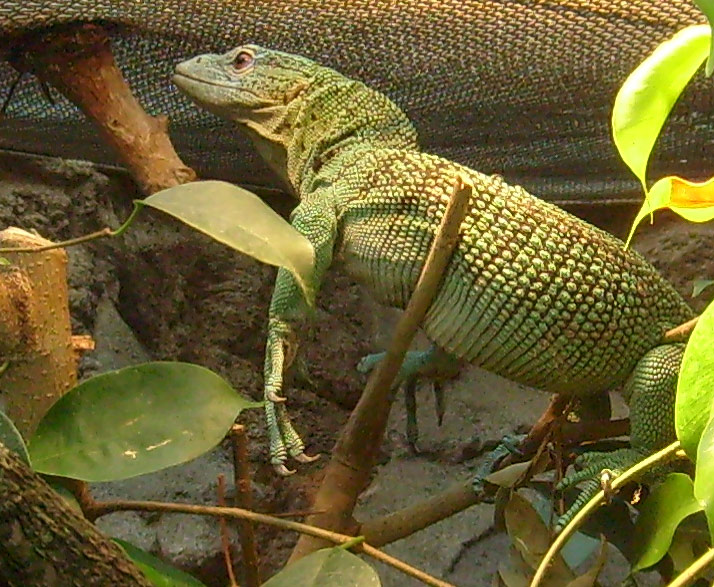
<box><xmin>530</xmin><ymin>441</ymin><xmax>684</xmax><ymax>587</ymax></box>
<box><xmin>0</xmin><ymin>201</ymin><xmax>142</xmax><ymax>254</ymax></box>
<box><xmin>217</xmin><ymin>475</ymin><xmax>239</xmax><ymax>587</ymax></box>
<box><xmin>0</xmin><ymin>228</ymin><xmax>112</xmax><ymax>253</ymax></box>
<box><xmin>87</xmin><ymin>498</ymin><xmax>453</xmax><ymax>587</ymax></box>
<box><xmin>230</xmin><ymin>424</ymin><xmax>260</xmax><ymax>587</ymax></box>
<box><xmin>291</xmin><ymin>176</ymin><xmax>473</xmax><ymax>561</ymax></box>
<box><xmin>270</xmin><ymin>509</ymin><xmax>327</xmax><ymax>518</ymax></box>
<box><xmin>667</xmin><ymin>547</ymin><xmax>714</xmax><ymax>587</ymax></box>
<box><xmin>663</xmin><ymin>316</ymin><xmax>699</xmax><ymax>342</ymax></box>
<box><xmin>358</xmin><ymin>410</ymin><xmax>628</xmax><ymax>546</ymax></box>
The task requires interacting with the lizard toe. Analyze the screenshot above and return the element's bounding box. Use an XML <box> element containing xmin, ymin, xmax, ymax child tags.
<box><xmin>273</xmin><ymin>463</ymin><xmax>296</xmax><ymax>476</ymax></box>
<box><xmin>294</xmin><ymin>451</ymin><xmax>321</xmax><ymax>463</ymax></box>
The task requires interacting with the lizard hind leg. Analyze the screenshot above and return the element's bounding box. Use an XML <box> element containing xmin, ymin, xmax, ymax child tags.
<box><xmin>555</xmin><ymin>343</ymin><xmax>685</xmax><ymax>532</ymax></box>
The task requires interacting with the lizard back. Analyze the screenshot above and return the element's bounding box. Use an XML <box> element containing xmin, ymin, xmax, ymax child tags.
<box><xmin>337</xmin><ymin>149</ymin><xmax>694</xmax><ymax>395</ymax></box>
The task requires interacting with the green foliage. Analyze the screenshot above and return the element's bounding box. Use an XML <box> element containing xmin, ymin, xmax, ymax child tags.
<box><xmin>262</xmin><ymin>547</ymin><xmax>380</xmax><ymax>587</ymax></box>
<box><xmin>113</xmin><ymin>539</ymin><xmax>207</xmax><ymax>586</ymax></box>
<box><xmin>612</xmin><ymin>24</ymin><xmax>710</xmax><ymax>195</ymax></box>
<box><xmin>139</xmin><ymin>180</ymin><xmax>316</xmax><ymax>303</ymax></box>
<box><xmin>695</xmin><ymin>413</ymin><xmax>714</xmax><ymax>541</ymax></box>
<box><xmin>46</xmin><ymin>480</ymin><xmax>83</xmax><ymax>513</ymax></box>
<box><xmin>675</xmin><ymin>300</ymin><xmax>714</xmax><ymax>460</ymax></box>
<box><xmin>28</xmin><ymin>362</ymin><xmax>261</xmax><ymax>481</ymax></box>
<box><xmin>693</xmin><ymin>278</ymin><xmax>714</xmax><ymax>297</ymax></box>
<box><xmin>694</xmin><ymin>0</ymin><xmax>714</xmax><ymax>75</ymax></box>
<box><xmin>501</xmin><ymin>491</ymin><xmax>603</xmax><ymax>585</ymax></box>
<box><xmin>631</xmin><ymin>473</ymin><xmax>703</xmax><ymax>572</ymax></box>
<box><xmin>0</xmin><ymin>408</ymin><xmax>30</xmax><ymax>465</ymax></box>
<box><xmin>611</xmin><ymin>24</ymin><xmax>713</xmax><ymax>246</ymax></box>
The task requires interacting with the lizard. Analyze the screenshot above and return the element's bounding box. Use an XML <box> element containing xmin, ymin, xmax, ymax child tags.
<box><xmin>173</xmin><ymin>45</ymin><xmax>695</xmax><ymax>526</ymax></box>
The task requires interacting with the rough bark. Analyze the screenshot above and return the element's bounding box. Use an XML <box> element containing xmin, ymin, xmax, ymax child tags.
<box><xmin>0</xmin><ymin>443</ymin><xmax>152</xmax><ymax>586</ymax></box>
<box><xmin>0</xmin><ymin>228</ymin><xmax>76</xmax><ymax>438</ymax></box>
<box><xmin>9</xmin><ymin>23</ymin><xmax>196</xmax><ymax>195</ymax></box>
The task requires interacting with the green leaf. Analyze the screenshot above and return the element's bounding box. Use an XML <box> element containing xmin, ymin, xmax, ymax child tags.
<box><xmin>45</xmin><ymin>479</ymin><xmax>83</xmax><ymax>513</ymax></box>
<box><xmin>631</xmin><ymin>473</ymin><xmax>703</xmax><ymax>572</ymax></box>
<box><xmin>28</xmin><ymin>362</ymin><xmax>262</xmax><ymax>481</ymax></box>
<box><xmin>0</xmin><ymin>409</ymin><xmax>30</xmax><ymax>465</ymax></box>
<box><xmin>695</xmin><ymin>412</ymin><xmax>714</xmax><ymax>541</ymax></box>
<box><xmin>693</xmin><ymin>2</ymin><xmax>714</xmax><ymax>75</ymax></box>
<box><xmin>612</xmin><ymin>24</ymin><xmax>710</xmax><ymax>192</ymax></box>
<box><xmin>693</xmin><ymin>279</ymin><xmax>714</xmax><ymax>298</ymax></box>
<box><xmin>0</xmin><ymin>257</ymin><xmax>10</xmax><ymax>266</ymax></box>
<box><xmin>262</xmin><ymin>548</ymin><xmax>380</xmax><ymax>587</ymax></box>
<box><xmin>140</xmin><ymin>180</ymin><xmax>315</xmax><ymax>303</ymax></box>
<box><xmin>676</xmin><ymin>299</ymin><xmax>714</xmax><ymax>459</ymax></box>
<box><xmin>113</xmin><ymin>539</ymin><xmax>206</xmax><ymax>586</ymax></box>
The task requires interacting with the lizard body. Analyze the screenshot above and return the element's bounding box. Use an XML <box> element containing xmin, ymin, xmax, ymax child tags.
<box><xmin>174</xmin><ymin>46</ymin><xmax>693</xmax><ymax>519</ymax></box>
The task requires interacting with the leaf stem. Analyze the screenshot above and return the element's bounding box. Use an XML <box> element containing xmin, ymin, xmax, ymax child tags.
<box><xmin>0</xmin><ymin>202</ymin><xmax>142</xmax><ymax>254</ymax></box>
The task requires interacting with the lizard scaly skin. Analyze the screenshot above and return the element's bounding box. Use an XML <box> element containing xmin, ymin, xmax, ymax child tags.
<box><xmin>174</xmin><ymin>46</ymin><xmax>694</xmax><ymax>523</ymax></box>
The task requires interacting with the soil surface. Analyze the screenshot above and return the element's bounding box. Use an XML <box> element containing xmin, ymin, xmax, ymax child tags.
<box><xmin>2</xmin><ymin>149</ymin><xmax>712</xmax><ymax>586</ymax></box>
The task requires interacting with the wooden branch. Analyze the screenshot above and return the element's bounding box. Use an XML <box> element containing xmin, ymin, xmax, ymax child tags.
<box><xmin>289</xmin><ymin>177</ymin><xmax>472</xmax><ymax>561</ymax></box>
<box><xmin>0</xmin><ymin>443</ymin><xmax>151</xmax><ymax>586</ymax></box>
<box><xmin>230</xmin><ymin>424</ymin><xmax>261</xmax><ymax>587</ymax></box>
<box><xmin>357</xmin><ymin>415</ymin><xmax>630</xmax><ymax>547</ymax></box>
<box><xmin>10</xmin><ymin>23</ymin><xmax>196</xmax><ymax>195</ymax></box>
<box><xmin>0</xmin><ymin>228</ymin><xmax>76</xmax><ymax>438</ymax></box>
<box><xmin>663</xmin><ymin>316</ymin><xmax>699</xmax><ymax>342</ymax></box>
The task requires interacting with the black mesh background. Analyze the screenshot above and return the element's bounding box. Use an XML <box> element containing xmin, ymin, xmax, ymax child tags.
<box><xmin>0</xmin><ymin>0</ymin><xmax>712</xmax><ymax>203</ymax></box>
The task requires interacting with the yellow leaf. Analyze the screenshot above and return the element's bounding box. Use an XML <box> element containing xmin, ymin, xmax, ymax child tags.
<box><xmin>625</xmin><ymin>175</ymin><xmax>714</xmax><ymax>247</ymax></box>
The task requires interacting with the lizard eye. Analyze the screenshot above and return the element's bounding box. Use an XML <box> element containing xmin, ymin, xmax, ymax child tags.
<box><xmin>233</xmin><ymin>51</ymin><xmax>254</xmax><ymax>71</ymax></box>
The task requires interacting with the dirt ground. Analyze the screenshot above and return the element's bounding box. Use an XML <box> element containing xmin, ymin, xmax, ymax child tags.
<box><xmin>2</xmin><ymin>149</ymin><xmax>713</xmax><ymax>586</ymax></box>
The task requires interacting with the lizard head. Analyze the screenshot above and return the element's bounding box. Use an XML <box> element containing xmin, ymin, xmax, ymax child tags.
<box><xmin>173</xmin><ymin>44</ymin><xmax>320</xmax><ymax>129</ymax></box>
<box><xmin>174</xmin><ymin>45</ymin><xmax>417</xmax><ymax>192</ymax></box>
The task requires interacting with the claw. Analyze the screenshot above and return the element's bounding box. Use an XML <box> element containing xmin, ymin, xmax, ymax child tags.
<box><xmin>294</xmin><ymin>451</ymin><xmax>321</xmax><ymax>463</ymax></box>
<box><xmin>274</xmin><ymin>463</ymin><xmax>296</xmax><ymax>476</ymax></box>
<box><xmin>266</xmin><ymin>389</ymin><xmax>287</xmax><ymax>403</ymax></box>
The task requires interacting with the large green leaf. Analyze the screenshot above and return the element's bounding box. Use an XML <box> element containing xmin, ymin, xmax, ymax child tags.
<box><xmin>139</xmin><ymin>180</ymin><xmax>315</xmax><ymax>303</ymax></box>
<box><xmin>113</xmin><ymin>539</ymin><xmax>206</xmax><ymax>586</ymax></box>
<box><xmin>262</xmin><ymin>548</ymin><xmax>380</xmax><ymax>587</ymax></box>
<box><xmin>693</xmin><ymin>1</ymin><xmax>714</xmax><ymax>75</ymax></box>
<box><xmin>676</xmin><ymin>299</ymin><xmax>714</xmax><ymax>459</ymax></box>
<box><xmin>28</xmin><ymin>362</ymin><xmax>261</xmax><ymax>481</ymax></box>
<box><xmin>612</xmin><ymin>24</ymin><xmax>710</xmax><ymax>192</ymax></box>
<box><xmin>631</xmin><ymin>473</ymin><xmax>703</xmax><ymax>572</ymax></box>
<box><xmin>695</xmin><ymin>412</ymin><xmax>714</xmax><ymax>541</ymax></box>
<box><xmin>0</xmin><ymin>409</ymin><xmax>30</xmax><ymax>465</ymax></box>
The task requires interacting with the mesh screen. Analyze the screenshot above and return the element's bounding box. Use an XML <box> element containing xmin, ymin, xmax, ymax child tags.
<box><xmin>0</xmin><ymin>0</ymin><xmax>712</xmax><ymax>203</ymax></box>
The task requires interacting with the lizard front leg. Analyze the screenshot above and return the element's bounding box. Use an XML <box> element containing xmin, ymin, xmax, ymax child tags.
<box><xmin>263</xmin><ymin>195</ymin><xmax>338</xmax><ymax>475</ymax></box>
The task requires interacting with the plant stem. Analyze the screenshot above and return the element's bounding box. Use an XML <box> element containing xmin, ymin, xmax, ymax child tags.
<box><xmin>0</xmin><ymin>201</ymin><xmax>142</xmax><ymax>254</ymax></box>
<box><xmin>230</xmin><ymin>424</ymin><xmax>260</xmax><ymax>587</ymax></box>
<box><xmin>530</xmin><ymin>441</ymin><xmax>683</xmax><ymax>587</ymax></box>
<box><xmin>88</xmin><ymin>498</ymin><xmax>454</xmax><ymax>587</ymax></box>
<box><xmin>667</xmin><ymin>547</ymin><xmax>714</xmax><ymax>587</ymax></box>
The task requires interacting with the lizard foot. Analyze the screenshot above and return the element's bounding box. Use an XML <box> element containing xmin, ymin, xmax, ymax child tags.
<box><xmin>267</xmin><ymin>400</ymin><xmax>320</xmax><ymax>473</ymax></box>
<box><xmin>359</xmin><ymin>346</ymin><xmax>459</xmax><ymax>448</ymax></box>
<box><xmin>554</xmin><ymin>447</ymin><xmax>651</xmax><ymax>532</ymax></box>
<box><xmin>472</xmin><ymin>433</ymin><xmax>527</xmax><ymax>495</ymax></box>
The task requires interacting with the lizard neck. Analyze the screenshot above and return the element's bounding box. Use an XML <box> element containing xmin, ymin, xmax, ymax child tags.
<box><xmin>285</xmin><ymin>71</ymin><xmax>419</xmax><ymax>195</ymax></box>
